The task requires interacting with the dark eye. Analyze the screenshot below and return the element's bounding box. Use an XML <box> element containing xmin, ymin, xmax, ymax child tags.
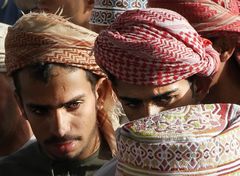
<box><xmin>123</xmin><ymin>101</ymin><xmax>142</xmax><ymax>108</ymax></box>
<box><xmin>29</xmin><ymin>106</ymin><xmax>49</xmax><ymax>116</ymax></box>
<box><xmin>64</xmin><ymin>101</ymin><xmax>82</xmax><ymax>111</ymax></box>
<box><xmin>154</xmin><ymin>96</ymin><xmax>176</xmax><ymax>106</ymax></box>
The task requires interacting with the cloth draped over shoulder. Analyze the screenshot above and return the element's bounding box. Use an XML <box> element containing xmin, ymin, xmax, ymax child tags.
<box><xmin>94</xmin><ymin>8</ymin><xmax>220</xmax><ymax>86</ymax></box>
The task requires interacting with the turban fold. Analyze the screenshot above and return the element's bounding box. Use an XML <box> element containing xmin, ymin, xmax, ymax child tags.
<box><xmin>5</xmin><ymin>12</ymin><xmax>105</xmax><ymax>77</ymax></box>
<box><xmin>94</xmin><ymin>8</ymin><xmax>220</xmax><ymax>86</ymax></box>
<box><xmin>0</xmin><ymin>22</ymin><xmax>9</xmax><ymax>72</ymax></box>
<box><xmin>147</xmin><ymin>0</ymin><xmax>240</xmax><ymax>38</ymax></box>
<box><xmin>116</xmin><ymin>103</ymin><xmax>240</xmax><ymax>175</ymax></box>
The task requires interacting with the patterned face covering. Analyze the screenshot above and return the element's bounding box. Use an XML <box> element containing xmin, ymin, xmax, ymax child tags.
<box><xmin>5</xmin><ymin>12</ymin><xmax>105</xmax><ymax>77</ymax></box>
<box><xmin>94</xmin><ymin>8</ymin><xmax>220</xmax><ymax>86</ymax></box>
<box><xmin>116</xmin><ymin>103</ymin><xmax>240</xmax><ymax>175</ymax></box>
<box><xmin>147</xmin><ymin>0</ymin><xmax>240</xmax><ymax>38</ymax></box>
<box><xmin>0</xmin><ymin>23</ymin><xmax>9</xmax><ymax>73</ymax></box>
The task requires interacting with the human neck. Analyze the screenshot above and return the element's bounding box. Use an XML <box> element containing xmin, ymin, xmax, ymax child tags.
<box><xmin>202</xmin><ymin>58</ymin><xmax>240</xmax><ymax>104</ymax></box>
<box><xmin>0</xmin><ymin>117</ymin><xmax>33</xmax><ymax>156</ymax></box>
<box><xmin>77</xmin><ymin>128</ymin><xmax>101</xmax><ymax>161</ymax></box>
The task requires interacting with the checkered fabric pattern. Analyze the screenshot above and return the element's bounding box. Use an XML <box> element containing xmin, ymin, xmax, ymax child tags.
<box><xmin>94</xmin><ymin>8</ymin><xmax>220</xmax><ymax>86</ymax></box>
<box><xmin>5</xmin><ymin>12</ymin><xmax>105</xmax><ymax>77</ymax></box>
<box><xmin>147</xmin><ymin>0</ymin><xmax>240</xmax><ymax>38</ymax></box>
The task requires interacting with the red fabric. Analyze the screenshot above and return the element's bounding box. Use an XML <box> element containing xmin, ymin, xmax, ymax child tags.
<box><xmin>147</xmin><ymin>0</ymin><xmax>240</xmax><ymax>38</ymax></box>
<box><xmin>94</xmin><ymin>8</ymin><xmax>220</xmax><ymax>86</ymax></box>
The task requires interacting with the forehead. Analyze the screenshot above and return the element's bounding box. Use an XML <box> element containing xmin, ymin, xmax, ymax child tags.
<box><xmin>114</xmin><ymin>79</ymin><xmax>191</xmax><ymax>98</ymax></box>
<box><xmin>17</xmin><ymin>67</ymin><xmax>93</xmax><ymax>104</ymax></box>
<box><xmin>0</xmin><ymin>73</ymin><xmax>13</xmax><ymax>88</ymax></box>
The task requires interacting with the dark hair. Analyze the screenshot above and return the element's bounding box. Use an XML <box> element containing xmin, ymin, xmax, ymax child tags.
<box><xmin>12</xmin><ymin>63</ymin><xmax>101</xmax><ymax>94</ymax></box>
<box><xmin>105</xmin><ymin>69</ymin><xmax>195</xmax><ymax>87</ymax></box>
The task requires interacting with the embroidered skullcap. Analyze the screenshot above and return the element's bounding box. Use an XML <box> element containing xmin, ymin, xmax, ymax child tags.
<box><xmin>90</xmin><ymin>0</ymin><xmax>148</xmax><ymax>27</ymax></box>
<box><xmin>147</xmin><ymin>0</ymin><xmax>240</xmax><ymax>38</ymax></box>
<box><xmin>94</xmin><ymin>8</ymin><xmax>220</xmax><ymax>86</ymax></box>
<box><xmin>116</xmin><ymin>103</ymin><xmax>240</xmax><ymax>175</ymax></box>
<box><xmin>0</xmin><ymin>23</ymin><xmax>9</xmax><ymax>72</ymax></box>
<box><xmin>5</xmin><ymin>12</ymin><xmax>105</xmax><ymax>76</ymax></box>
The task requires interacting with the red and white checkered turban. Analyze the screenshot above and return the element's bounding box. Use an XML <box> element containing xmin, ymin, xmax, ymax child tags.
<box><xmin>147</xmin><ymin>0</ymin><xmax>240</xmax><ymax>38</ymax></box>
<box><xmin>5</xmin><ymin>12</ymin><xmax>105</xmax><ymax>77</ymax></box>
<box><xmin>94</xmin><ymin>8</ymin><xmax>220</xmax><ymax>86</ymax></box>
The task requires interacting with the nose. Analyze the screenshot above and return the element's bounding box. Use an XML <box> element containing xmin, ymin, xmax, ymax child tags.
<box><xmin>143</xmin><ymin>103</ymin><xmax>163</xmax><ymax>117</ymax></box>
<box><xmin>51</xmin><ymin>109</ymin><xmax>70</xmax><ymax>137</ymax></box>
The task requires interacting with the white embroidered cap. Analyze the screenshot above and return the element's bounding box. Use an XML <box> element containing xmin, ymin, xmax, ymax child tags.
<box><xmin>0</xmin><ymin>23</ymin><xmax>9</xmax><ymax>72</ymax></box>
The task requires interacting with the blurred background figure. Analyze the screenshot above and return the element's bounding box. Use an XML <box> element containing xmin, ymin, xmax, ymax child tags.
<box><xmin>14</xmin><ymin>0</ymin><xmax>37</xmax><ymax>13</ymax></box>
<box><xmin>89</xmin><ymin>0</ymin><xmax>148</xmax><ymax>33</ymax></box>
<box><xmin>35</xmin><ymin>0</ymin><xmax>94</xmax><ymax>29</ymax></box>
<box><xmin>1</xmin><ymin>0</ymin><xmax>38</xmax><ymax>25</ymax></box>
<box><xmin>0</xmin><ymin>22</ymin><xmax>34</xmax><ymax>160</ymax></box>
<box><xmin>148</xmin><ymin>0</ymin><xmax>240</xmax><ymax>104</ymax></box>
<box><xmin>0</xmin><ymin>0</ymin><xmax>21</xmax><ymax>25</ymax></box>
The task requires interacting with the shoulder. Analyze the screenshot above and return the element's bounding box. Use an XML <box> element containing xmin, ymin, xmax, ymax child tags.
<box><xmin>94</xmin><ymin>157</ymin><xmax>117</xmax><ymax>176</ymax></box>
<box><xmin>0</xmin><ymin>142</ymin><xmax>51</xmax><ymax>176</ymax></box>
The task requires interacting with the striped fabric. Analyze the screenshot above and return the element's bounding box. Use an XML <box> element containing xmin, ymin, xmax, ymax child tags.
<box><xmin>116</xmin><ymin>104</ymin><xmax>240</xmax><ymax>175</ymax></box>
<box><xmin>0</xmin><ymin>22</ymin><xmax>9</xmax><ymax>72</ymax></box>
<box><xmin>94</xmin><ymin>8</ymin><xmax>220</xmax><ymax>86</ymax></box>
<box><xmin>5</xmin><ymin>12</ymin><xmax>105</xmax><ymax>77</ymax></box>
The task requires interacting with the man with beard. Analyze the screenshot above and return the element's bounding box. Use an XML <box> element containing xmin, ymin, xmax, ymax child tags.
<box><xmin>0</xmin><ymin>12</ymin><xmax>117</xmax><ymax>176</ymax></box>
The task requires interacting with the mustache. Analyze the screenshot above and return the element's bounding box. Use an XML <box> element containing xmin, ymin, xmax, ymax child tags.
<box><xmin>44</xmin><ymin>135</ymin><xmax>82</xmax><ymax>145</ymax></box>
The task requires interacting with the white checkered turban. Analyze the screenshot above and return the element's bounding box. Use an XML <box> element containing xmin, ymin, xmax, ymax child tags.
<box><xmin>94</xmin><ymin>8</ymin><xmax>220</xmax><ymax>86</ymax></box>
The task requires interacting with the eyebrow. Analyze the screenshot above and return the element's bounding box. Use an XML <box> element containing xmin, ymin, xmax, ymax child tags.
<box><xmin>26</xmin><ymin>94</ymin><xmax>86</xmax><ymax>109</ymax></box>
<box><xmin>119</xmin><ymin>89</ymin><xmax>178</xmax><ymax>102</ymax></box>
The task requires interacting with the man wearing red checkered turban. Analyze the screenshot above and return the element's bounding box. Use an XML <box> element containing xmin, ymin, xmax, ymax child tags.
<box><xmin>94</xmin><ymin>8</ymin><xmax>220</xmax><ymax>121</ymax></box>
<box><xmin>148</xmin><ymin>0</ymin><xmax>240</xmax><ymax>105</ymax></box>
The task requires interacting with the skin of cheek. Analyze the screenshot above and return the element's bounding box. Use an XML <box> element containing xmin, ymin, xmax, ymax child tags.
<box><xmin>16</xmin><ymin>67</ymin><xmax>100</xmax><ymax>160</ymax></box>
<box><xmin>115</xmin><ymin>79</ymin><xmax>195</xmax><ymax>121</ymax></box>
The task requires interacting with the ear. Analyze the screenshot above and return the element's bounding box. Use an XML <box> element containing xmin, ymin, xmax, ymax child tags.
<box><xmin>14</xmin><ymin>91</ymin><xmax>28</xmax><ymax>120</ymax></box>
<box><xmin>95</xmin><ymin>78</ymin><xmax>110</xmax><ymax>109</ymax></box>
<box><xmin>88</xmin><ymin>0</ymin><xmax>94</xmax><ymax>5</ymax></box>
<box><xmin>192</xmin><ymin>77</ymin><xmax>212</xmax><ymax>102</ymax></box>
<box><xmin>87</xmin><ymin>0</ymin><xmax>94</xmax><ymax>9</ymax></box>
<box><xmin>212</xmin><ymin>37</ymin><xmax>236</xmax><ymax>62</ymax></box>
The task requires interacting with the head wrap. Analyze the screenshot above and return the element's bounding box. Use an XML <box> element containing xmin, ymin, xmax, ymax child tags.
<box><xmin>0</xmin><ymin>22</ymin><xmax>9</xmax><ymax>73</ymax></box>
<box><xmin>5</xmin><ymin>12</ymin><xmax>119</xmax><ymax>158</ymax></box>
<box><xmin>5</xmin><ymin>12</ymin><xmax>105</xmax><ymax>76</ymax></box>
<box><xmin>94</xmin><ymin>8</ymin><xmax>220</xmax><ymax>86</ymax></box>
<box><xmin>90</xmin><ymin>0</ymin><xmax>148</xmax><ymax>27</ymax></box>
<box><xmin>116</xmin><ymin>103</ymin><xmax>240</xmax><ymax>175</ymax></box>
<box><xmin>147</xmin><ymin>0</ymin><xmax>240</xmax><ymax>38</ymax></box>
